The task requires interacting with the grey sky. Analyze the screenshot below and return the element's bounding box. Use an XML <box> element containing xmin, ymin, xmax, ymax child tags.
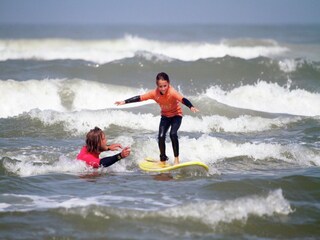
<box><xmin>1</xmin><ymin>0</ymin><xmax>320</xmax><ymax>25</ymax></box>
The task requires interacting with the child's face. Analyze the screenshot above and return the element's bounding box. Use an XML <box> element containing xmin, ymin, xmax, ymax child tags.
<box><xmin>157</xmin><ymin>80</ymin><xmax>169</xmax><ymax>94</ymax></box>
<box><xmin>101</xmin><ymin>133</ymin><xmax>107</xmax><ymax>146</ymax></box>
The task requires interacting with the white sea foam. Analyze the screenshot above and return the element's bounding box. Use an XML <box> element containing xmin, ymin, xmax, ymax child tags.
<box><xmin>1</xmin><ymin>135</ymin><xmax>135</xmax><ymax>177</ymax></box>
<box><xmin>0</xmin><ymin>192</ymin><xmax>176</xmax><ymax>212</ymax></box>
<box><xmin>0</xmin><ymin>78</ymin><xmax>146</xmax><ymax>118</ymax></box>
<box><xmin>183</xmin><ymin>115</ymin><xmax>301</xmax><ymax>133</ymax></box>
<box><xmin>159</xmin><ymin>189</ymin><xmax>292</xmax><ymax>227</ymax></box>
<box><xmin>27</xmin><ymin>109</ymin><xmax>302</xmax><ymax>135</ymax></box>
<box><xmin>0</xmin><ymin>79</ymin><xmax>65</xmax><ymax>118</ymax></box>
<box><xmin>0</xmin><ymin>78</ymin><xmax>306</xmax><ymax>132</ymax></box>
<box><xmin>3</xmin><ymin>155</ymin><xmax>90</xmax><ymax>177</ymax></box>
<box><xmin>205</xmin><ymin>80</ymin><xmax>320</xmax><ymax>116</ymax></box>
<box><xmin>0</xmin><ymin>35</ymin><xmax>288</xmax><ymax>63</ymax></box>
<box><xmin>278</xmin><ymin>59</ymin><xmax>299</xmax><ymax>73</ymax></box>
<box><xmin>81</xmin><ymin>189</ymin><xmax>292</xmax><ymax>228</ymax></box>
<box><xmin>134</xmin><ymin>134</ymin><xmax>320</xmax><ymax>167</ymax></box>
<box><xmin>28</xmin><ymin>109</ymin><xmax>158</xmax><ymax>134</ymax></box>
<box><xmin>0</xmin><ymin>189</ymin><xmax>292</xmax><ymax>228</ymax></box>
<box><xmin>3</xmin><ymin>78</ymin><xmax>319</xmax><ymax>119</ymax></box>
<box><xmin>3</xmin><ymin>133</ymin><xmax>319</xmax><ymax>178</ymax></box>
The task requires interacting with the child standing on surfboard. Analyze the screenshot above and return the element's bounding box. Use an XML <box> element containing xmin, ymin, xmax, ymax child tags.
<box><xmin>115</xmin><ymin>72</ymin><xmax>199</xmax><ymax>165</ymax></box>
<box><xmin>77</xmin><ymin>127</ymin><xmax>131</xmax><ymax>168</ymax></box>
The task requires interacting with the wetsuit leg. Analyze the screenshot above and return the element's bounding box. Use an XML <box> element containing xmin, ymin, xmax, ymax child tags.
<box><xmin>169</xmin><ymin>116</ymin><xmax>182</xmax><ymax>157</ymax></box>
<box><xmin>158</xmin><ymin>116</ymin><xmax>171</xmax><ymax>161</ymax></box>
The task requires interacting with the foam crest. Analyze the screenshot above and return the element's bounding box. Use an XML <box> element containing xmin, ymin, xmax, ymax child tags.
<box><xmin>139</xmin><ymin>135</ymin><xmax>320</xmax><ymax>167</ymax></box>
<box><xmin>4</xmin><ymin>134</ymin><xmax>319</xmax><ymax>178</ymax></box>
<box><xmin>0</xmin><ymin>36</ymin><xmax>288</xmax><ymax>63</ymax></box>
<box><xmin>278</xmin><ymin>59</ymin><xmax>299</xmax><ymax>73</ymax></box>
<box><xmin>27</xmin><ymin>109</ymin><xmax>302</xmax><ymax>135</ymax></box>
<box><xmin>0</xmin><ymin>192</ymin><xmax>175</xmax><ymax>212</ymax></box>
<box><xmin>205</xmin><ymin>81</ymin><xmax>320</xmax><ymax>116</ymax></box>
<box><xmin>183</xmin><ymin>115</ymin><xmax>302</xmax><ymax>133</ymax></box>
<box><xmin>3</xmin><ymin>156</ymin><xmax>90</xmax><ymax>177</ymax></box>
<box><xmin>0</xmin><ymin>78</ymin><xmax>145</xmax><ymax>118</ymax></box>
<box><xmin>0</xmin><ymin>189</ymin><xmax>291</xmax><ymax>228</ymax></box>
<box><xmin>89</xmin><ymin>189</ymin><xmax>292</xmax><ymax>228</ymax></box>
<box><xmin>0</xmin><ymin>79</ymin><xmax>65</xmax><ymax>118</ymax></box>
<box><xmin>0</xmin><ymin>193</ymin><xmax>102</xmax><ymax>212</ymax></box>
<box><xmin>2</xmin><ymin>135</ymin><xmax>135</xmax><ymax>177</ymax></box>
<box><xmin>27</xmin><ymin>109</ymin><xmax>158</xmax><ymax>135</ymax></box>
<box><xmin>158</xmin><ymin>189</ymin><xmax>291</xmax><ymax>227</ymax></box>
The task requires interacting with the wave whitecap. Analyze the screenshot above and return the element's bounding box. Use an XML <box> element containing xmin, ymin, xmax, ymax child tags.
<box><xmin>1</xmin><ymin>78</ymin><xmax>319</xmax><ymax>118</ymax></box>
<box><xmin>26</xmin><ymin>109</ymin><xmax>301</xmax><ymax>135</ymax></box>
<box><xmin>205</xmin><ymin>81</ymin><xmax>320</xmax><ymax>116</ymax></box>
<box><xmin>0</xmin><ymin>78</ymin><xmax>144</xmax><ymax>118</ymax></box>
<box><xmin>0</xmin><ymin>35</ymin><xmax>288</xmax><ymax>63</ymax></box>
<box><xmin>139</xmin><ymin>135</ymin><xmax>320</xmax><ymax>167</ymax></box>
<box><xmin>0</xmin><ymin>189</ymin><xmax>291</xmax><ymax>229</ymax></box>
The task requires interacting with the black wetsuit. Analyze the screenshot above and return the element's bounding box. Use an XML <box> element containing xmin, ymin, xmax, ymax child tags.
<box><xmin>100</xmin><ymin>154</ymin><xmax>122</xmax><ymax>167</ymax></box>
<box><xmin>125</xmin><ymin>95</ymin><xmax>194</xmax><ymax>162</ymax></box>
<box><xmin>158</xmin><ymin>115</ymin><xmax>182</xmax><ymax>161</ymax></box>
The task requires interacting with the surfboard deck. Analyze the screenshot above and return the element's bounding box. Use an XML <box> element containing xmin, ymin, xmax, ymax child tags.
<box><xmin>139</xmin><ymin>157</ymin><xmax>209</xmax><ymax>173</ymax></box>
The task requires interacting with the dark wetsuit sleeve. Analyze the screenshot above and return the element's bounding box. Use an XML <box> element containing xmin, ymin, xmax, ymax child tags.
<box><xmin>125</xmin><ymin>96</ymin><xmax>141</xmax><ymax>104</ymax></box>
<box><xmin>99</xmin><ymin>153</ymin><xmax>122</xmax><ymax>167</ymax></box>
<box><xmin>182</xmin><ymin>97</ymin><xmax>194</xmax><ymax>108</ymax></box>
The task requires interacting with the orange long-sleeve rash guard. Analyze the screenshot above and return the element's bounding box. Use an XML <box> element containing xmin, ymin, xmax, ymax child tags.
<box><xmin>140</xmin><ymin>85</ymin><xmax>184</xmax><ymax>117</ymax></box>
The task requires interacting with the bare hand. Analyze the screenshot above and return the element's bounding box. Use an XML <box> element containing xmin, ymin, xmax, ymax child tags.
<box><xmin>120</xmin><ymin>146</ymin><xmax>131</xmax><ymax>158</ymax></box>
<box><xmin>190</xmin><ymin>106</ymin><xmax>199</xmax><ymax>113</ymax></box>
<box><xmin>115</xmin><ymin>101</ymin><xmax>125</xmax><ymax>106</ymax></box>
<box><xmin>108</xmin><ymin>143</ymin><xmax>123</xmax><ymax>151</ymax></box>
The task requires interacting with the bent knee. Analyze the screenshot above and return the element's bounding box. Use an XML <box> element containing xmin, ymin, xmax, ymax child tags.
<box><xmin>158</xmin><ymin>134</ymin><xmax>166</xmax><ymax>140</ymax></box>
<box><xmin>170</xmin><ymin>133</ymin><xmax>178</xmax><ymax>140</ymax></box>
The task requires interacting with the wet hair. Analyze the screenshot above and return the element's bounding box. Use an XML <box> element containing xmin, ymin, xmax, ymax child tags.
<box><xmin>86</xmin><ymin>127</ymin><xmax>104</xmax><ymax>153</ymax></box>
<box><xmin>156</xmin><ymin>72</ymin><xmax>170</xmax><ymax>84</ymax></box>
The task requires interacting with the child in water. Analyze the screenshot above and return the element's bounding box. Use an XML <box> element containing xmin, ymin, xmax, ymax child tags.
<box><xmin>77</xmin><ymin>127</ymin><xmax>131</xmax><ymax>168</ymax></box>
<box><xmin>115</xmin><ymin>72</ymin><xmax>198</xmax><ymax>165</ymax></box>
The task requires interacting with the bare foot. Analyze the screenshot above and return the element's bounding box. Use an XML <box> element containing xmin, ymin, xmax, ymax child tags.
<box><xmin>159</xmin><ymin>161</ymin><xmax>167</xmax><ymax>167</ymax></box>
<box><xmin>174</xmin><ymin>157</ymin><xmax>180</xmax><ymax>165</ymax></box>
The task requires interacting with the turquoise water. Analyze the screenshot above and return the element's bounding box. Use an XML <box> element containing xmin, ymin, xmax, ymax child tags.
<box><xmin>0</xmin><ymin>24</ymin><xmax>320</xmax><ymax>239</ymax></box>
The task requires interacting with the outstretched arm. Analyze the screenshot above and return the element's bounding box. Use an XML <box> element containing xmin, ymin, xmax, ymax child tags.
<box><xmin>100</xmin><ymin>143</ymin><xmax>122</xmax><ymax>152</ymax></box>
<box><xmin>182</xmin><ymin>97</ymin><xmax>199</xmax><ymax>113</ymax></box>
<box><xmin>108</xmin><ymin>143</ymin><xmax>123</xmax><ymax>151</ymax></box>
<box><xmin>100</xmin><ymin>146</ymin><xmax>131</xmax><ymax>167</ymax></box>
<box><xmin>115</xmin><ymin>96</ymin><xmax>141</xmax><ymax>105</ymax></box>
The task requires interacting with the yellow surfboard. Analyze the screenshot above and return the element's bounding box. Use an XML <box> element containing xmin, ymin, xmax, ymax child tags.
<box><xmin>139</xmin><ymin>157</ymin><xmax>209</xmax><ymax>173</ymax></box>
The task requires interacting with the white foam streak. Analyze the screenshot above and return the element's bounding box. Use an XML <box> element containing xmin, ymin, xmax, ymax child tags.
<box><xmin>0</xmin><ymin>36</ymin><xmax>288</xmax><ymax>63</ymax></box>
<box><xmin>3</xmin><ymin>156</ymin><xmax>90</xmax><ymax>177</ymax></box>
<box><xmin>0</xmin><ymin>79</ymin><xmax>65</xmax><ymax>117</ymax></box>
<box><xmin>0</xmin><ymin>78</ymin><xmax>144</xmax><ymax>118</ymax></box>
<box><xmin>2</xmin><ymin>137</ymin><xmax>135</xmax><ymax>177</ymax></box>
<box><xmin>183</xmin><ymin>115</ymin><xmax>300</xmax><ymax>133</ymax></box>
<box><xmin>28</xmin><ymin>109</ymin><xmax>158</xmax><ymax>134</ymax></box>
<box><xmin>176</xmin><ymin>135</ymin><xmax>320</xmax><ymax>166</ymax></box>
<box><xmin>3</xmin><ymin>78</ymin><xmax>319</xmax><ymax>119</ymax></box>
<box><xmin>3</xmin><ymin>134</ymin><xmax>319</xmax><ymax>178</ymax></box>
<box><xmin>28</xmin><ymin>109</ymin><xmax>302</xmax><ymax>135</ymax></box>
<box><xmin>88</xmin><ymin>189</ymin><xmax>292</xmax><ymax>227</ymax></box>
<box><xmin>279</xmin><ymin>59</ymin><xmax>299</xmax><ymax>73</ymax></box>
<box><xmin>0</xmin><ymin>192</ymin><xmax>174</xmax><ymax>212</ymax></box>
<box><xmin>205</xmin><ymin>81</ymin><xmax>320</xmax><ymax>116</ymax></box>
<box><xmin>0</xmin><ymin>189</ymin><xmax>292</xmax><ymax>228</ymax></box>
<box><xmin>160</xmin><ymin>189</ymin><xmax>291</xmax><ymax>227</ymax></box>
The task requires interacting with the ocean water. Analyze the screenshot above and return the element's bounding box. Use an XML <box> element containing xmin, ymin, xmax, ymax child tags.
<box><xmin>0</xmin><ymin>24</ymin><xmax>320</xmax><ymax>239</ymax></box>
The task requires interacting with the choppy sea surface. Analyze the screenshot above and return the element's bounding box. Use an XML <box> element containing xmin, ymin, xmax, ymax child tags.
<box><xmin>0</xmin><ymin>24</ymin><xmax>320</xmax><ymax>239</ymax></box>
